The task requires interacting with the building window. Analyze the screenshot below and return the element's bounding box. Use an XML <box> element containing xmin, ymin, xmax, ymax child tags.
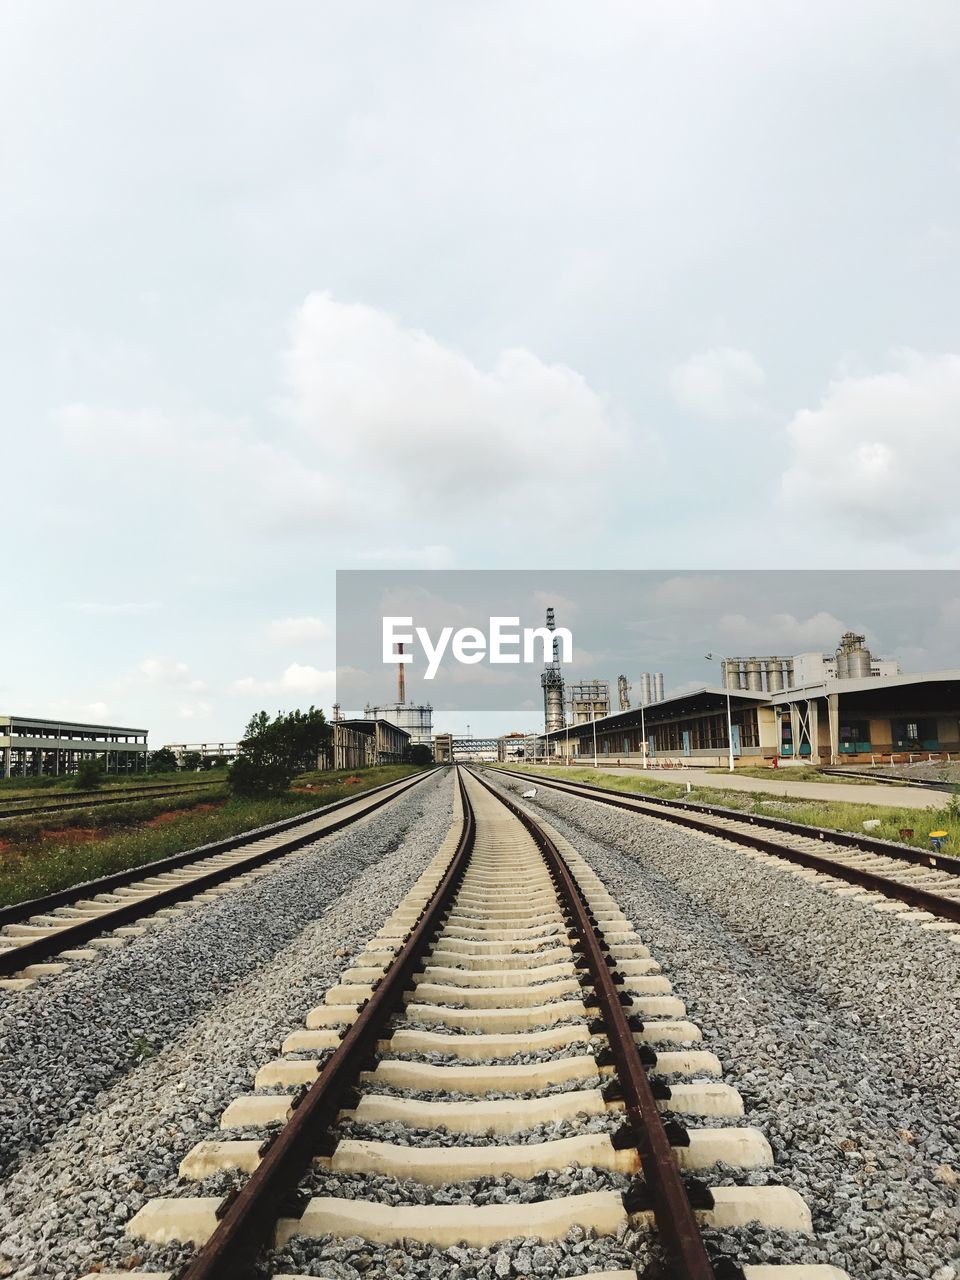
<box><xmin>838</xmin><ymin>720</ymin><xmax>871</xmax><ymax>753</ymax></box>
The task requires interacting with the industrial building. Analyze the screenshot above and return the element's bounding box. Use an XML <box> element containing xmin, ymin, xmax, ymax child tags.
<box><xmin>1</xmin><ymin>714</ymin><xmax>149</xmax><ymax>778</ymax></box>
<box><xmin>538</xmin><ymin>632</ymin><xmax>960</xmax><ymax>767</ymax></box>
<box><xmin>164</xmin><ymin>742</ymin><xmax>238</xmax><ymax>766</ymax></box>
<box><xmin>432</xmin><ymin>732</ymin><xmax>454</xmax><ymax>764</ymax></box>
<box><xmin>360</xmin><ymin>641</ymin><xmax>434</xmax><ymax>747</ymax></box>
<box><xmin>334</xmin><ymin>718</ymin><xmax>410</xmax><ymax>766</ymax></box>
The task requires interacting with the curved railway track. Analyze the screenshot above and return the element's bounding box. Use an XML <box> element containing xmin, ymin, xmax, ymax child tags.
<box><xmin>0</xmin><ymin>780</ymin><xmax>222</xmax><ymax>821</ymax></box>
<box><xmin>495</xmin><ymin>767</ymin><xmax>960</xmax><ymax>931</ymax></box>
<box><xmin>0</xmin><ymin>770</ymin><xmax>433</xmax><ymax>990</ymax></box>
<box><xmin>87</xmin><ymin>766</ymin><xmax>847</xmax><ymax>1280</ymax></box>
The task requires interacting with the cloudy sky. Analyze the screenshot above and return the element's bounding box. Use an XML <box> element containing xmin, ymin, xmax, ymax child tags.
<box><xmin>3</xmin><ymin>1</ymin><xmax>960</xmax><ymax>742</ymax></box>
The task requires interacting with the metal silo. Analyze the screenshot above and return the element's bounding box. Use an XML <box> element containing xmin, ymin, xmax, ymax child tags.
<box><xmin>745</xmin><ymin>659</ymin><xmax>763</xmax><ymax>691</ymax></box>
<box><xmin>653</xmin><ymin>673</ymin><xmax>665</xmax><ymax>702</ymax></box>
<box><xmin>640</xmin><ymin>673</ymin><xmax>652</xmax><ymax>706</ymax></box>
<box><xmin>837</xmin><ymin>632</ymin><xmax>872</xmax><ymax>679</ymax></box>
<box><xmin>724</xmin><ymin>660</ymin><xmax>744</xmax><ymax>690</ymax></box>
<box><xmin>765</xmin><ymin>660</ymin><xmax>784</xmax><ymax>693</ymax></box>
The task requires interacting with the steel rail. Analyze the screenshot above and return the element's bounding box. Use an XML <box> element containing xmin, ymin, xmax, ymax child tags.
<box><xmin>0</xmin><ymin>780</ymin><xmax>221</xmax><ymax>821</ymax></box>
<box><xmin>0</xmin><ymin>770</ymin><xmax>432</xmax><ymax>930</ymax></box>
<box><xmin>819</xmin><ymin>767</ymin><xmax>953</xmax><ymax>792</ymax></box>
<box><xmin>496</xmin><ymin>767</ymin><xmax>960</xmax><ymax>872</ymax></box>
<box><xmin>496</xmin><ymin>768</ymin><xmax>960</xmax><ymax>924</ymax></box>
<box><xmin>0</xmin><ymin>771</ymin><xmax>434</xmax><ymax>976</ymax></box>
<box><xmin>174</xmin><ymin>766</ymin><xmax>476</xmax><ymax>1280</ymax></box>
<box><xmin>469</xmin><ymin>768</ymin><xmax>716</xmax><ymax>1280</ymax></box>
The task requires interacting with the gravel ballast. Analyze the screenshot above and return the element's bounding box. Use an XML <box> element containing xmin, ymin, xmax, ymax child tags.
<box><xmin>484</xmin><ymin>769</ymin><xmax>960</xmax><ymax>1280</ymax></box>
<box><xmin>0</xmin><ymin>770</ymin><xmax>452</xmax><ymax>1279</ymax></box>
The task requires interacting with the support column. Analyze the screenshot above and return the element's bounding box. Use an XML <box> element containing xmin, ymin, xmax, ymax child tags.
<box><xmin>1</xmin><ymin>746</ymin><xmax>10</xmax><ymax>779</ymax></box>
<box><xmin>827</xmin><ymin>693</ymin><xmax>840</xmax><ymax>765</ymax></box>
<box><xmin>808</xmin><ymin>699</ymin><xmax>820</xmax><ymax>763</ymax></box>
<box><xmin>789</xmin><ymin>704</ymin><xmax>801</xmax><ymax>759</ymax></box>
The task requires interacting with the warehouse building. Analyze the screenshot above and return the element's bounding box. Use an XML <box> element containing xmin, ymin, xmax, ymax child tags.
<box><xmin>334</xmin><ymin>718</ymin><xmax>410</xmax><ymax>767</ymax></box>
<box><xmin>0</xmin><ymin>714</ymin><xmax>149</xmax><ymax>778</ymax></box>
<box><xmin>539</xmin><ymin>632</ymin><xmax>960</xmax><ymax>767</ymax></box>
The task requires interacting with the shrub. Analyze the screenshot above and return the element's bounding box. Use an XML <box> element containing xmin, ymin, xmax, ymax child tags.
<box><xmin>75</xmin><ymin>758</ymin><xmax>106</xmax><ymax>790</ymax></box>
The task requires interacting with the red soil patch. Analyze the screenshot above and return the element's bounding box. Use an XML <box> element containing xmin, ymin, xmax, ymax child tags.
<box><xmin>145</xmin><ymin>802</ymin><xmax>221</xmax><ymax>827</ymax></box>
<box><xmin>38</xmin><ymin>826</ymin><xmax>100</xmax><ymax>844</ymax></box>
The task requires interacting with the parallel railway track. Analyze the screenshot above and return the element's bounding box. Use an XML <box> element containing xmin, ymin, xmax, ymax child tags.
<box><xmin>86</xmin><ymin>766</ymin><xmax>846</xmax><ymax>1280</ymax></box>
<box><xmin>0</xmin><ymin>770</ymin><xmax>433</xmax><ymax>990</ymax></box>
<box><xmin>0</xmin><ymin>779</ymin><xmax>222</xmax><ymax>822</ymax></box>
<box><xmin>495</xmin><ymin>767</ymin><xmax>960</xmax><ymax>930</ymax></box>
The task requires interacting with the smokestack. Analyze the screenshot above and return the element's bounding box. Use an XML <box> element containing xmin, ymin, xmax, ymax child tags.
<box><xmin>397</xmin><ymin>643</ymin><xmax>405</xmax><ymax>704</ymax></box>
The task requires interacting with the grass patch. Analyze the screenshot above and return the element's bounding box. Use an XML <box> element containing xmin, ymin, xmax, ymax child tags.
<box><xmin>0</xmin><ymin>764</ymin><xmax>427</xmax><ymax>909</ymax></box>
<box><xmin>0</xmin><ymin>786</ymin><xmax>230</xmax><ymax>841</ymax></box>
<box><xmin>292</xmin><ymin>764</ymin><xmax>423</xmax><ymax>790</ymax></box>
<box><xmin>498</xmin><ymin>764</ymin><xmax>959</xmax><ymax>856</ymax></box>
<box><xmin>703</xmin><ymin>764</ymin><xmax>877</xmax><ymax>785</ymax></box>
<box><xmin>0</xmin><ymin>769</ymin><xmax>228</xmax><ymax>802</ymax></box>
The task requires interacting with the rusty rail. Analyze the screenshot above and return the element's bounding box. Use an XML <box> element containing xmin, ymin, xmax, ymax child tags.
<box><xmin>470</xmin><ymin>768</ymin><xmax>716</xmax><ymax>1280</ymax></box>
<box><xmin>175</xmin><ymin>766</ymin><xmax>476</xmax><ymax>1280</ymax></box>
<box><xmin>0</xmin><ymin>770</ymin><xmax>434</xmax><ymax>976</ymax></box>
<box><xmin>496</xmin><ymin>767</ymin><xmax>960</xmax><ymax>925</ymax></box>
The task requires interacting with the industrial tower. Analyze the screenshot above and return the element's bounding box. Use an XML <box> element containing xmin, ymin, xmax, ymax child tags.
<box><xmin>541</xmin><ymin>607</ymin><xmax>566</xmax><ymax>733</ymax></box>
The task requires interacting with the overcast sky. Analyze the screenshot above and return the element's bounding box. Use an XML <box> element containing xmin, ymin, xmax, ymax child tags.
<box><xmin>3</xmin><ymin>2</ymin><xmax>960</xmax><ymax>742</ymax></box>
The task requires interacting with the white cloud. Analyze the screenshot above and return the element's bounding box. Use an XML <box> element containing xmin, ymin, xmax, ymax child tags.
<box><xmin>716</xmin><ymin>611</ymin><xmax>849</xmax><ymax>651</ymax></box>
<box><xmin>780</xmin><ymin>350</ymin><xmax>960</xmax><ymax>536</ymax></box>
<box><xmin>668</xmin><ymin>347</ymin><xmax>765</xmax><ymax>420</ymax></box>
<box><xmin>266</xmin><ymin>616</ymin><xmax>331</xmax><ymax>645</ymax></box>
<box><xmin>177</xmin><ymin>700</ymin><xmax>212</xmax><ymax>720</ymax></box>
<box><xmin>284</xmin><ymin>292</ymin><xmax>633</xmax><ymax>510</ymax></box>
<box><xmin>112</xmin><ymin>657</ymin><xmax>206</xmax><ymax>694</ymax></box>
<box><xmin>230</xmin><ymin>663</ymin><xmax>337</xmax><ymax>698</ymax></box>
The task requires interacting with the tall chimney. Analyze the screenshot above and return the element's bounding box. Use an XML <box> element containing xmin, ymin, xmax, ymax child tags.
<box><xmin>397</xmin><ymin>643</ymin><xmax>405</xmax><ymax>704</ymax></box>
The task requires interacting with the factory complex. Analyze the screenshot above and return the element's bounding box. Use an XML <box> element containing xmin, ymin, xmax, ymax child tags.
<box><xmin>6</xmin><ymin>622</ymin><xmax>960</xmax><ymax>777</ymax></box>
<box><xmin>511</xmin><ymin>629</ymin><xmax>960</xmax><ymax>768</ymax></box>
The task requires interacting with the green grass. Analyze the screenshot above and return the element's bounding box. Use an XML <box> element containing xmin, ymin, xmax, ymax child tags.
<box><xmin>498</xmin><ymin>764</ymin><xmax>959</xmax><ymax>856</ymax></box>
<box><xmin>0</xmin><ymin>786</ymin><xmax>230</xmax><ymax>841</ymax></box>
<box><xmin>293</xmin><ymin>764</ymin><xmax>423</xmax><ymax>790</ymax></box>
<box><xmin>0</xmin><ymin>764</ymin><xmax>426</xmax><ymax>909</ymax></box>
<box><xmin>0</xmin><ymin>768</ymin><xmax>228</xmax><ymax>801</ymax></box>
<box><xmin>703</xmin><ymin>764</ymin><xmax>877</xmax><ymax>785</ymax></box>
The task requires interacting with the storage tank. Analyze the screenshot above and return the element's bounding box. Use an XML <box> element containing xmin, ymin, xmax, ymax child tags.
<box><xmin>765</xmin><ymin>660</ymin><xmax>784</xmax><ymax>693</ymax></box>
<box><xmin>784</xmin><ymin>660</ymin><xmax>795</xmax><ymax>689</ymax></box>
<box><xmin>836</xmin><ymin>632</ymin><xmax>872</xmax><ymax>680</ymax></box>
<box><xmin>543</xmin><ymin>683</ymin><xmax>565</xmax><ymax>733</ymax></box>
<box><xmin>640</xmin><ymin>673</ymin><xmax>652</xmax><ymax>706</ymax></box>
<box><xmin>724</xmin><ymin>660</ymin><xmax>744</xmax><ymax>691</ymax></box>
<box><xmin>744</xmin><ymin>659</ymin><xmax>763</xmax><ymax>691</ymax></box>
<box><xmin>653</xmin><ymin>672</ymin><xmax>665</xmax><ymax>702</ymax></box>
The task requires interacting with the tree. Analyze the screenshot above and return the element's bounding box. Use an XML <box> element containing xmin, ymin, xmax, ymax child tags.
<box><xmin>229</xmin><ymin>707</ymin><xmax>330</xmax><ymax>797</ymax></box>
<box><xmin>404</xmin><ymin>743</ymin><xmax>434</xmax><ymax>767</ymax></box>
<box><xmin>75</xmin><ymin>757</ymin><xmax>106</xmax><ymax>790</ymax></box>
<box><xmin>181</xmin><ymin>751</ymin><xmax>203</xmax><ymax>771</ymax></box>
<box><xmin>148</xmin><ymin>747</ymin><xmax>179</xmax><ymax>774</ymax></box>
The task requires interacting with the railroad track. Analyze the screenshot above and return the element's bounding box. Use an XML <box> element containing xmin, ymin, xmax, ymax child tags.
<box><xmin>0</xmin><ymin>780</ymin><xmax>222</xmax><ymax>822</ymax></box>
<box><xmin>819</xmin><ymin>767</ymin><xmax>953</xmax><ymax>792</ymax></box>
<box><xmin>496</xmin><ymin>767</ymin><xmax>960</xmax><ymax>934</ymax></box>
<box><xmin>0</xmin><ymin>770</ymin><xmax>432</xmax><ymax>991</ymax></box>
<box><xmin>89</xmin><ymin>766</ymin><xmax>846</xmax><ymax>1280</ymax></box>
